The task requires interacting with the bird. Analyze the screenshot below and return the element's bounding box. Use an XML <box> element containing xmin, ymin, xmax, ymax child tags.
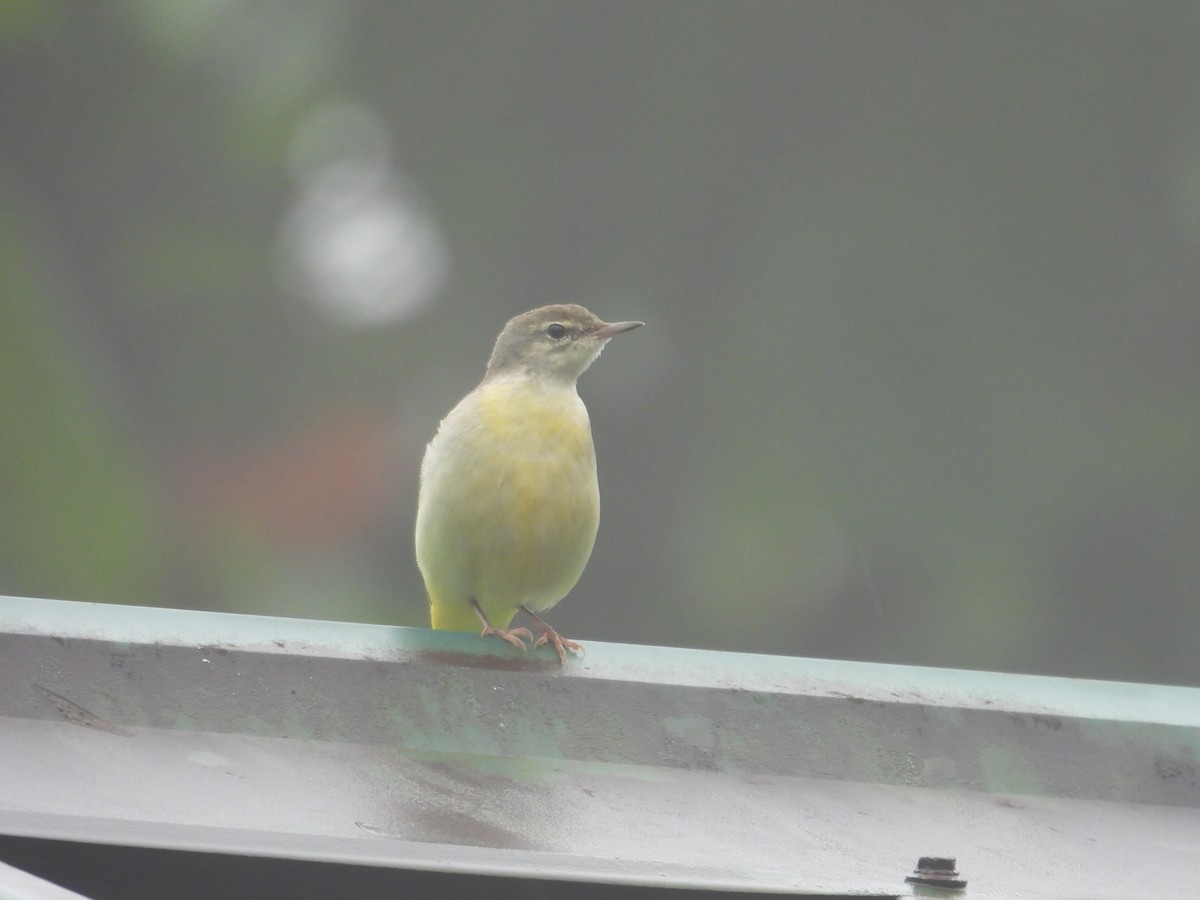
<box><xmin>415</xmin><ymin>304</ymin><xmax>643</xmax><ymax>663</ymax></box>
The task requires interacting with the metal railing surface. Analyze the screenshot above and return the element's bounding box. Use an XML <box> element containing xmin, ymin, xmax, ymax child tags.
<box><xmin>1</xmin><ymin>595</ymin><xmax>1198</xmax><ymax>898</ymax></box>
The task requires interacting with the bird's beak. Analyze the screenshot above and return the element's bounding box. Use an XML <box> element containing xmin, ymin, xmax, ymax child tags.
<box><xmin>592</xmin><ymin>320</ymin><xmax>644</xmax><ymax>339</ymax></box>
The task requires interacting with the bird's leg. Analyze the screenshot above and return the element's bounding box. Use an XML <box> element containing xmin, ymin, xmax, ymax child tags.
<box><xmin>520</xmin><ymin>605</ymin><xmax>583</xmax><ymax>664</ymax></box>
<box><xmin>472</xmin><ymin>601</ymin><xmax>533</xmax><ymax>651</ymax></box>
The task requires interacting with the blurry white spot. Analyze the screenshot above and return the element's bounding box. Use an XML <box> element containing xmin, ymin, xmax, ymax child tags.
<box><xmin>277</xmin><ymin>101</ymin><xmax>450</xmax><ymax>327</ymax></box>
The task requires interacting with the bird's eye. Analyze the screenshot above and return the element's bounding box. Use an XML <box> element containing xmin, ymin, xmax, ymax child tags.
<box><xmin>545</xmin><ymin>323</ymin><xmax>567</xmax><ymax>340</ymax></box>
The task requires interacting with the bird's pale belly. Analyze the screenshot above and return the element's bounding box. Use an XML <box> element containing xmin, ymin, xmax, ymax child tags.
<box><xmin>417</xmin><ymin>382</ymin><xmax>600</xmax><ymax>629</ymax></box>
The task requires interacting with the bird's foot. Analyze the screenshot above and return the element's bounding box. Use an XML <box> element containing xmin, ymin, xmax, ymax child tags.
<box><xmin>532</xmin><ymin>627</ymin><xmax>583</xmax><ymax>665</ymax></box>
<box><xmin>479</xmin><ymin>624</ymin><xmax>533</xmax><ymax>652</ymax></box>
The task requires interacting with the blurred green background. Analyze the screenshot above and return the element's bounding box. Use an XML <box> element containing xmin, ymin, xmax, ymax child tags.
<box><xmin>2</xmin><ymin>2</ymin><xmax>1198</xmax><ymax>685</ymax></box>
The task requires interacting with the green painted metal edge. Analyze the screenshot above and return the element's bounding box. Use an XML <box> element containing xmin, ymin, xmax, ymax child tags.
<box><xmin>2</xmin><ymin>594</ymin><xmax>1196</xmax><ymax>727</ymax></box>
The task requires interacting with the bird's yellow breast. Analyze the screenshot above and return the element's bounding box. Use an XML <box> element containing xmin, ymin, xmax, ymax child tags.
<box><xmin>416</xmin><ymin>376</ymin><xmax>601</xmax><ymax>631</ymax></box>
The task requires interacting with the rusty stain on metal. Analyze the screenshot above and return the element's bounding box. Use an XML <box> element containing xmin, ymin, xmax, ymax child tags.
<box><xmin>33</xmin><ymin>684</ymin><xmax>132</xmax><ymax>737</ymax></box>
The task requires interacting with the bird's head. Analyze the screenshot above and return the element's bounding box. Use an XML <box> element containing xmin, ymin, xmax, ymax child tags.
<box><xmin>485</xmin><ymin>304</ymin><xmax>643</xmax><ymax>383</ymax></box>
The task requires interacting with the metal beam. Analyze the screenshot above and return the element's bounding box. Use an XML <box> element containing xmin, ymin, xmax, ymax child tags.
<box><xmin>1</xmin><ymin>595</ymin><xmax>1198</xmax><ymax>898</ymax></box>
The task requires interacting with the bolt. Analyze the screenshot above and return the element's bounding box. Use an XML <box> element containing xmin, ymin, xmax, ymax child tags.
<box><xmin>905</xmin><ymin>856</ymin><xmax>967</xmax><ymax>890</ymax></box>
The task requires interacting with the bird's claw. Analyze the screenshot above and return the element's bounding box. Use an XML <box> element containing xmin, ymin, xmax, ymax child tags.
<box><xmin>480</xmin><ymin>625</ymin><xmax>534</xmax><ymax>651</ymax></box>
<box><xmin>532</xmin><ymin>628</ymin><xmax>584</xmax><ymax>664</ymax></box>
